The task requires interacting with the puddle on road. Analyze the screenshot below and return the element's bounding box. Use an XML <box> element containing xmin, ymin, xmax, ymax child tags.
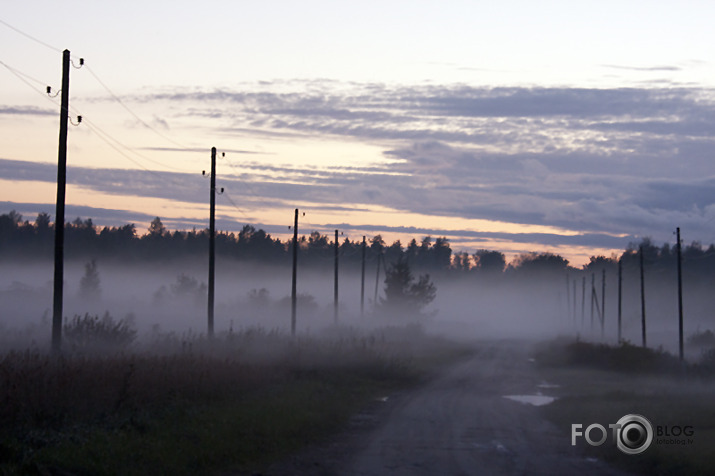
<box><xmin>502</xmin><ymin>394</ymin><xmax>557</xmax><ymax>406</ymax></box>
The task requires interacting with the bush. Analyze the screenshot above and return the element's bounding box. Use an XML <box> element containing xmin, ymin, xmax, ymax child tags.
<box><xmin>535</xmin><ymin>339</ymin><xmax>682</xmax><ymax>374</ymax></box>
<box><xmin>63</xmin><ymin>312</ymin><xmax>137</xmax><ymax>352</ymax></box>
<box><xmin>688</xmin><ymin>329</ymin><xmax>715</xmax><ymax>348</ymax></box>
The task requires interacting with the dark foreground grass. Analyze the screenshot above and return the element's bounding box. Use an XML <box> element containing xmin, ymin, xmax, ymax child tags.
<box><xmin>536</xmin><ymin>338</ymin><xmax>715</xmax><ymax>476</ymax></box>
<box><xmin>0</xmin><ymin>325</ymin><xmax>470</xmax><ymax>475</ymax></box>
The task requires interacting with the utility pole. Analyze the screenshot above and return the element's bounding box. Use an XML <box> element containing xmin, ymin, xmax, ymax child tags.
<box><xmin>640</xmin><ymin>245</ymin><xmax>647</xmax><ymax>348</ymax></box>
<box><xmin>617</xmin><ymin>258</ymin><xmax>622</xmax><ymax>343</ymax></box>
<box><xmin>374</xmin><ymin>251</ymin><xmax>382</xmax><ymax>306</ymax></box>
<box><xmin>590</xmin><ymin>273</ymin><xmax>595</xmax><ymax>333</ymax></box>
<box><xmin>52</xmin><ymin>49</ymin><xmax>71</xmax><ymax>354</ymax></box>
<box><xmin>581</xmin><ymin>276</ymin><xmax>586</xmax><ymax>329</ymax></box>
<box><xmin>360</xmin><ymin>236</ymin><xmax>366</xmax><ymax>317</ymax></box>
<box><xmin>676</xmin><ymin>227</ymin><xmax>684</xmax><ymax>360</ymax></box>
<box><xmin>291</xmin><ymin>209</ymin><xmax>299</xmax><ymax>336</ymax></box>
<box><xmin>334</xmin><ymin>229</ymin><xmax>339</xmax><ymax>325</ymax></box>
<box><xmin>565</xmin><ymin>275</ymin><xmax>571</xmax><ymax>324</ymax></box>
<box><xmin>572</xmin><ymin>279</ymin><xmax>577</xmax><ymax>328</ymax></box>
<box><xmin>207</xmin><ymin>147</ymin><xmax>217</xmax><ymax>337</ymax></box>
<box><xmin>601</xmin><ymin>268</ymin><xmax>606</xmax><ymax>339</ymax></box>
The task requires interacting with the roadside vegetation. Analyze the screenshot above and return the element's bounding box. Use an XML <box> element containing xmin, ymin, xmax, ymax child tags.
<box><xmin>0</xmin><ymin>322</ymin><xmax>471</xmax><ymax>475</ymax></box>
<box><xmin>534</xmin><ymin>337</ymin><xmax>715</xmax><ymax>476</ymax></box>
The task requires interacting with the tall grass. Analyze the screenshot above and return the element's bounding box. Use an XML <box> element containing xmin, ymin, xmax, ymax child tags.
<box><xmin>0</xmin><ymin>324</ymin><xmax>467</xmax><ymax>475</ymax></box>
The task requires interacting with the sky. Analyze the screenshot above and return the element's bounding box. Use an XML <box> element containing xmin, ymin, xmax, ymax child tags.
<box><xmin>2</xmin><ymin>1</ymin><xmax>715</xmax><ymax>266</ymax></box>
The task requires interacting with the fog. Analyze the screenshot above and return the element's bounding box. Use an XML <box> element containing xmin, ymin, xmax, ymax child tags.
<box><xmin>1</xmin><ymin>254</ymin><xmax>713</xmax><ymax>357</ymax></box>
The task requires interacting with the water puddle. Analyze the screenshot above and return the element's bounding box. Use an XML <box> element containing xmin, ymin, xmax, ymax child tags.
<box><xmin>537</xmin><ymin>381</ymin><xmax>560</xmax><ymax>389</ymax></box>
<box><xmin>503</xmin><ymin>394</ymin><xmax>557</xmax><ymax>406</ymax></box>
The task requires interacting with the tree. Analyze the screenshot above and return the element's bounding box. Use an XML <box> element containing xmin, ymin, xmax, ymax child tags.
<box><xmin>148</xmin><ymin>217</ymin><xmax>167</xmax><ymax>237</ymax></box>
<box><xmin>79</xmin><ymin>259</ymin><xmax>101</xmax><ymax>300</ymax></box>
<box><xmin>452</xmin><ymin>251</ymin><xmax>471</xmax><ymax>272</ymax></box>
<box><xmin>432</xmin><ymin>237</ymin><xmax>452</xmax><ymax>269</ymax></box>
<box><xmin>34</xmin><ymin>212</ymin><xmax>51</xmax><ymax>231</ymax></box>
<box><xmin>509</xmin><ymin>252</ymin><xmax>569</xmax><ymax>275</ymax></box>
<box><xmin>474</xmin><ymin>249</ymin><xmax>506</xmax><ymax>274</ymax></box>
<box><xmin>379</xmin><ymin>256</ymin><xmax>436</xmax><ymax>317</ymax></box>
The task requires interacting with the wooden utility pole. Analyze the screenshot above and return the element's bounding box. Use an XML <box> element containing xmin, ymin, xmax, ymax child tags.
<box><xmin>676</xmin><ymin>227</ymin><xmax>684</xmax><ymax>360</ymax></box>
<box><xmin>581</xmin><ymin>276</ymin><xmax>586</xmax><ymax>329</ymax></box>
<box><xmin>291</xmin><ymin>209</ymin><xmax>299</xmax><ymax>336</ymax></box>
<box><xmin>590</xmin><ymin>273</ymin><xmax>595</xmax><ymax>332</ymax></box>
<box><xmin>617</xmin><ymin>258</ymin><xmax>622</xmax><ymax>343</ymax></box>
<box><xmin>601</xmin><ymin>268</ymin><xmax>606</xmax><ymax>339</ymax></box>
<box><xmin>640</xmin><ymin>245</ymin><xmax>647</xmax><ymax>348</ymax></box>
<box><xmin>360</xmin><ymin>236</ymin><xmax>366</xmax><ymax>317</ymax></box>
<box><xmin>374</xmin><ymin>252</ymin><xmax>382</xmax><ymax>306</ymax></box>
<box><xmin>52</xmin><ymin>49</ymin><xmax>71</xmax><ymax>354</ymax></box>
<box><xmin>565</xmin><ymin>275</ymin><xmax>571</xmax><ymax>324</ymax></box>
<box><xmin>207</xmin><ymin>147</ymin><xmax>217</xmax><ymax>337</ymax></box>
<box><xmin>572</xmin><ymin>279</ymin><xmax>577</xmax><ymax>328</ymax></box>
<box><xmin>334</xmin><ymin>229</ymin><xmax>339</xmax><ymax>324</ymax></box>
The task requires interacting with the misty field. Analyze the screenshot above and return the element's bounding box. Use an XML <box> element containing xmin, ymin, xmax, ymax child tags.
<box><xmin>0</xmin><ymin>324</ymin><xmax>470</xmax><ymax>475</ymax></box>
<box><xmin>535</xmin><ymin>339</ymin><xmax>715</xmax><ymax>476</ymax></box>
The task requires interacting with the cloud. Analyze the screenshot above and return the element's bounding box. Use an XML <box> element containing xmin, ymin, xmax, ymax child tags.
<box><xmin>602</xmin><ymin>64</ymin><xmax>682</xmax><ymax>72</ymax></box>
<box><xmin>0</xmin><ymin>200</ymin><xmax>158</xmax><ymax>227</ymax></box>
<box><xmin>0</xmin><ymin>105</ymin><xmax>55</xmax><ymax>116</ymax></box>
<box><xmin>11</xmin><ymin>79</ymin><xmax>715</xmax><ymax>254</ymax></box>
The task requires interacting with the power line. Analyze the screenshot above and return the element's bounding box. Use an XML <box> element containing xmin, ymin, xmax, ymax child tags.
<box><xmin>84</xmin><ymin>63</ymin><xmax>194</xmax><ymax>153</ymax></box>
<box><xmin>0</xmin><ymin>59</ymin><xmax>59</xmax><ymax>106</ymax></box>
<box><xmin>221</xmin><ymin>154</ymin><xmax>265</xmax><ymax>202</ymax></box>
<box><xmin>220</xmin><ymin>189</ymin><xmax>252</xmax><ymax>221</ymax></box>
<box><xmin>0</xmin><ymin>16</ymin><xmax>201</xmax><ymax>169</ymax></box>
<box><xmin>0</xmin><ymin>59</ymin><xmax>50</xmax><ymax>88</ymax></box>
<box><xmin>0</xmin><ymin>17</ymin><xmax>63</xmax><ymax>54</ymax></box>
<box><xmin>2</xmin><ymin>57</ymin><xmax>194</xmax><ymax>176</ymax></box>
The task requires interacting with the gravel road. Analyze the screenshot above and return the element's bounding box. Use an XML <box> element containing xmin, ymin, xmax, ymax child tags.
<box><xmin>266</xmin><ymin>341</ymin><xmax>636</xmax><ymax>476</ymax></box>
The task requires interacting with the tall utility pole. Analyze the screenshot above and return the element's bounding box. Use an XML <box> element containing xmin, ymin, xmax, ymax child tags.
<box><xmin>360</xmin><ymin>236</ymin><xmax>366</xmax><ymax>317</ymax></box>
<box><xmin>572</xmin><ymin>279</ymin><xmax>577</xmax><ymax>328</ymax></box>
<box><xmin>334</xmin><ymin>229</ymin><xmax>339</xmax><ymax>324</ymax></box>
<box><xmin>590</xmin><ymin>273</ymin><xmax>595</xmax><ymax>332</ymax></box>
<box><xmin>617</xmin><ymin>258</ymin><xmax>622</xmax><ymax>343</ymax></box>
<box><xmin>207</xmin><ymin>147</ymin><xmax>217</xmax><ymax>337</ymax></box>
<box><xmin>291</xmin><ymin>209</ymin><xmax>299</xmax><ymax>336</ymax></box>
<box><xmin>640</xmin><ymin>245</ymin><xmax>647</xmax><ymax>348</ymax></box>
<box><xmin>601</xmin><ymin>268</ymin><xmax>606</xmax><ymax>339</ymax></box>
<box><xmin>374</xmin><ymin>252</ymin><xmax>382</xmax><ymax>305</ymax></box>
<box><xmin>565</xmin><ymin>275</ymin><xmax>571</xmax><ymax>324</ymax></box>
<box><xmin>676</xmin><ymin>227</ymin><xmax>684</xmax><ymax>360</ymax></box>
<box><xmin>52</xmin><ymin>49</ymin><xmax>71</xmax><ymax>354</ymax></box>
<box><xmin>581</xmin><ymin>276</ymin><xmax>586</xmax><ymax>329</ymax></box>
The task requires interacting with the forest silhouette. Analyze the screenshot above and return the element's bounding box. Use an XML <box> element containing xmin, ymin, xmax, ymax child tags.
<box><xmin>2</xmin><ymin>210</ymin><xmax>715</xmax><ymax>279</ymax></box>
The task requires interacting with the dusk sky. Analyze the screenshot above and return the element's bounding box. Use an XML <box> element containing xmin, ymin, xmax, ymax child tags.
<box><xmin>2</xmin><ymin>1</ymin><xmax>715</xmax><ymax>266</ymax></box>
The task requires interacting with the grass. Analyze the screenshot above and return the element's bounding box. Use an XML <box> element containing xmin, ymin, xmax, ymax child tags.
<box><xmin>0</xmin><ymin>325</ymin><xmax>470</xmax><ymax>475</ymax></box>
<box><xmin>535</xmin><ymin>338</ymin><xmax>715</xmax><ymax>476</ymax></box>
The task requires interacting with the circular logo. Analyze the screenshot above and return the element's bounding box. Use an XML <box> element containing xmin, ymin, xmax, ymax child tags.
<box><xmin>616</xmin><ymin>414</ymin><xmax>653</xmax><ymax>455</ymax></box>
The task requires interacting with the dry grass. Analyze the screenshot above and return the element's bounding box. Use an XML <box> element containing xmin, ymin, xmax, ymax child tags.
<box><xmin>0</xmin><ymin>324</ymin><xmax>470</xmax><ymax>475</ymax></box>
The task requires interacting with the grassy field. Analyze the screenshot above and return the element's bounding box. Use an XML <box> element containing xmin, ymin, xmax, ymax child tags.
<box><xmin>0</xmin><ymin>324</ymin><xmax>472</xmax><ymax>475</ymax></box>
<box><xmin>535</xmin><ymin>339</ymin><xmax>715</xmax><ymax>476</ymax></box>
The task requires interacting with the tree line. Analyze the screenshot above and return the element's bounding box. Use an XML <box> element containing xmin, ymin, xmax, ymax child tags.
<box><xmin>2</xmin><ymin>211</ymin><xmax>715</xmax><ymax>278</ymax></box>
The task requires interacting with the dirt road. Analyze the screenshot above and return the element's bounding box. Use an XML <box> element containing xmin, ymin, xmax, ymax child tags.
<box><xmin>267</xmin><ymin>341</ymin><xmax>635</xmax><ymax>476</ymax></box>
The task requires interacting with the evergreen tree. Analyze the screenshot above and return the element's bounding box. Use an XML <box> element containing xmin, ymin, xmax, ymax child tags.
<box><xmin>379</xmin><ymin>256</ymin><xmax>436</xmax><ymax>316</ymax></box>
<box><xmin>79</xmin><ymin>259</ymin><xmax>101</xmax><ymax>300</ymax></box>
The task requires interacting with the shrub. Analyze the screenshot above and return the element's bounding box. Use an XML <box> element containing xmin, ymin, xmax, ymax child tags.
<box><xmin>63</xmin><ymin>312</ymin><xmax>137</xmax><ymax>352</ymax></box>
<box><xmin>688</xmin><ymin>329</ymin><xmax>715</xmax><ymax>348</ymax></box>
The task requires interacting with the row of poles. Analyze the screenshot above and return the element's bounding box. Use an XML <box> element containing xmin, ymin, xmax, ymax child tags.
<box><xmin>46</xmin><ymin>49</ymin><xmax>686</xmax><ymax>357</ymax></box>
<box><xmin>566</xmin><ymin>230</ymin><xmax>685</xmax><ymax>360</ymax></box>
<box><xmin>212</xmin><ymin>202</ymin><xmax>376</xmax><ymax>338</ymax></box>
